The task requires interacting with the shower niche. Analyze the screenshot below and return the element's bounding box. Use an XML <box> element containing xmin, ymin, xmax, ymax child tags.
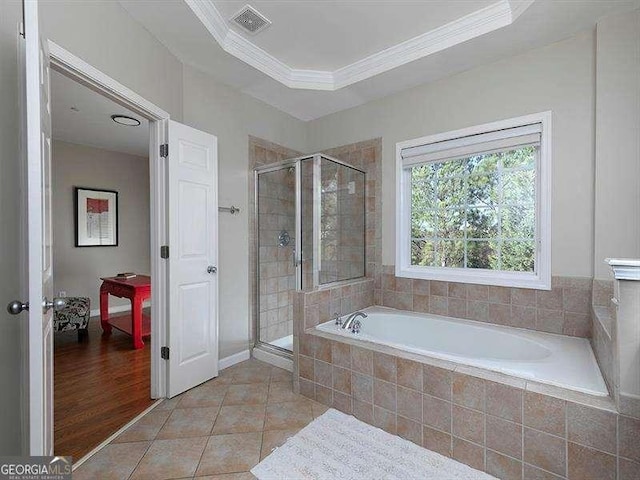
<box><xmin>255</xmin><ymin>154</ymin><xmax>366</xmax><ymax>353</ymax></box>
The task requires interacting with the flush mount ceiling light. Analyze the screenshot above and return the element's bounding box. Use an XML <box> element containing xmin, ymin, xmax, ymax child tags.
<box><xmin>111</xmin><ymin>114</ymin><xmax>141</xmax><ymax>126</ymax></box>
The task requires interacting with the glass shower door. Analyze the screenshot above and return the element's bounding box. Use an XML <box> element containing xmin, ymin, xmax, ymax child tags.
<box><xmin>255</xmin><ymin>154</ymin><xmax>366</xmax><ymax>354</ymax></box>
<box><xmin>318</xmin><ymin>156</ymin><xmax>366</xmax><ymax>285</ymax></box>
<box><xmin>256</xmin><ymin>165</ymin><xmax>297</xmax><ymax>351</ymax></box>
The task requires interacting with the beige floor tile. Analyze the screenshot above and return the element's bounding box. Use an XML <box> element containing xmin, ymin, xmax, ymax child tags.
<box><xmin>154</xmin><ymin>396</ymin><xmax>183</xmax><ymax>411</ymax></box>
<box><xmin>212</xmin><ymin>405</ymin><xmax>266</xmax><ymax>434</ymax></box>
<box><xmin>264</xmin><ymin>401</ymin><xmax>314</xmax><ymax>431</ymax></box>
<box><xmin>223</xmin><ymin>383</ymin><xmax>269</xmax><ymax>405</ymax></box>
<box><xmin>231</xmin><ymin>366</ymin><xmax>273</xmax><ymax>384</ymax></box>
<box><xmin>260</xmin><ymin>429</ymin><xmax>298</xmax><ymax>460</ymax></box>
<box><xmin>206</xmin><ymin>370</ymin><xmax>236</xmax><ymax>385</ymax></box>
<box><xmin>311</xmin><ymin>401</ymin><xmax>330</xmax><ymax>418</ymax></box>
<box><xmin>112</xmin><ymin>409</ymin><xmax>171</xmax><ymax>443</ymax></box>
<box><xmin>178</xmin><ymin>383</ymin><xmax>227</xmax><ymax>409</ymax></box>
<box><xmin>73</xmin><ymin>442</ymin><xmax>150</xmax><ymax>480</ymax></box>
<box><xmin>195</xmin><ymin>432</ymin><xmax>262</xmax><ymax>476</ymax></box>
<box><xmin>270</xmin><ymin>367</ymin><xmax>293</xmax><ymax>383</ymax></box>
<box><xmin>268</xmin><ymin>381</ymin><xmax>302</xmax><ymax>404</ymax></box>
<box><xmin>129</xmin><ymin>436</ymin><xmax>208</xmax><ymax>480</ymax></box>
<box><xmin>194</xmin><ymin>473</ymin><xmax>256</xmax><ymax>480</ymax></box>
<box><xmin>156</xmin><ymin>407</ymin><xmax>219</xmax><ymax>439</ymax></box>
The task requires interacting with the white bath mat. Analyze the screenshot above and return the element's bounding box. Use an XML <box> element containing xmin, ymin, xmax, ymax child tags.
<box><xmin>251</xmin><ymin>408</ymin><xmax>497</xmax><ymax>480</ymax></box>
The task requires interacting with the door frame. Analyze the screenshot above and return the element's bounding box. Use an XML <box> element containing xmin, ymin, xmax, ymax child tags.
<box><xmin>46</xmin><ymin>40</ymin><xmax>169</xmax><ymax>399</ymax></box>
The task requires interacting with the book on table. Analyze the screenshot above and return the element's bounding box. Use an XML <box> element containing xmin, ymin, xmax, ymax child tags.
<box><xmin>116</xmin><ymin>272</ymin><xmax>137</xmax><ymax>279</ymax></box>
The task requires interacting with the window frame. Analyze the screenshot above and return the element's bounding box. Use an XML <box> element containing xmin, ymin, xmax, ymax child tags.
<box><xmin>395</xmin><ymin>111</ymin><xmax>552</xmax><ymax>290</ymax></box>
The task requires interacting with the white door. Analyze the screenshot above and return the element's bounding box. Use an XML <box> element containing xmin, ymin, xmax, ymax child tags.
<box><xmin>17</xmin><ymin>0</ymin><xmax>57</xmax><ymax>455</ymax></box>
<box><xmin>167</xmin><ymin>120</ymin><xmax>219</xmax><ymax>397</ymax></box>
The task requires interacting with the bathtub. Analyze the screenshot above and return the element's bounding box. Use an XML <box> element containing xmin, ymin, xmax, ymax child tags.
<box><xmin>316</xmin><ymin>306</ymin><xmax>608</xmax><ymax>396</ymax></box>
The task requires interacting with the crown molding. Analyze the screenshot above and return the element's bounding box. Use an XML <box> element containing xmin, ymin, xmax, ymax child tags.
<box><xmin>184</xmin><ymin>0</ymin><xmax>534</xmax><ymax>91</ymax></box>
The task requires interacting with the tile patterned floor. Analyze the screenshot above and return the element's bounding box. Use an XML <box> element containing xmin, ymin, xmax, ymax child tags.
<box><xmin>73</xmin><ymin>359</ymin><xmax>328</xmax><ymax>480</ymax></box>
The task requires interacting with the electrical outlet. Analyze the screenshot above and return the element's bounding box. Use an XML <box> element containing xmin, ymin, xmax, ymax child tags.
<box><xmin>58</xmin><ymin>291</ymin><xmax>67</xmax><ymax>298</ymax></box>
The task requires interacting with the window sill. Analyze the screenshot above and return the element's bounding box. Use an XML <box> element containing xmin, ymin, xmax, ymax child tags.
<box><xmin>396</xmin><ymin>265</ymin><xmax>551</xmax><ymax>290</ymax></box>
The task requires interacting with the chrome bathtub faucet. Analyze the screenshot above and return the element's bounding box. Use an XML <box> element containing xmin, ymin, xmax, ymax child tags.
<box><xmin>350</xmin><ymin>319</ymin><xmax>362</xmax><ymax>334</ymax></box>
<box><xmin>342</xmin><ymin>311</ymin><xmax>367</xmax><ymax>331</ymax></box>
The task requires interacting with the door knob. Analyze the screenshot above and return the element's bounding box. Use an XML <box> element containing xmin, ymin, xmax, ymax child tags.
<box><xmin>7</xmin><ymin>300</ymin><xmax>29</xmax><ymax>315</ymax></box>
<box><xmin>43</xmin><ymin>297</ymin><xmax>66</xmax><ymax>313</ymax></box>
<box><xmin>207</xmin><ymin>266</ymin><xmax>217</xmax><ymax>274</ymax></box>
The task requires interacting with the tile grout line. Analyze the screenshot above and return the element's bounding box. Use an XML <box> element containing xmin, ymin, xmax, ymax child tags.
<box><xmin>521</xmin><ymin>388</ymin><xmax>525</xmax><ymax>480</ymax></box>
<box><xmin>125</xmin><ymin>439</ymin><xmax>155</xmax><ymax>480</ymax></box>
<box><xmin>564</xmin><ymin>400</ymin><xmax>568</xmax><ymax>479</ymax></box>
<box><xmin>191</xmin><ymin>382</ymin><xmax>229</xmax><ymax>478</ymax></box>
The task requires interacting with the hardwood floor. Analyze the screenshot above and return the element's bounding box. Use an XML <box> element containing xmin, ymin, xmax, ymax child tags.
<box><xmin>54</xmin><ymin>312</ymin><xmax>154</xmax><ymax>460</ymax></box>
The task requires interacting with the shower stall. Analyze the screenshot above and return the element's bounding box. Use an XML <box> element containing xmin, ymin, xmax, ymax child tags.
<box><xmin>254</xmin><ymin>154</ymin><xmax>366</xmax><ymax>354</ymax></box>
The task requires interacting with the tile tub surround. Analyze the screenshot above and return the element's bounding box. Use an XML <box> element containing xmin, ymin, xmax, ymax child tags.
<box><xmin>249</xmin><ymin>136</ymin><xmax>302</xmax><ymax>346</ymax></box>
<box><xmin>607</xmin><ymin>262</ymin><xmax>640</xmax><ymax>420</ymax></box>
<box><xmin>381</xmin><ymin>266</ymin><xmax>593</xmax><ymax>338</ymax></box>
<box><xmin>590</xmin><ymin>279</ymin><xmax>615</xmax><ymax>393</ymax></box>
<box><xmin>296</xmin><ymin>328</ymin><xmax>640</xmax><ymax>480</ymax></box>
<box><xmin>292</xmin><ymin>278</ymin><xmax>375</xmax><ymax>393</ymax></box>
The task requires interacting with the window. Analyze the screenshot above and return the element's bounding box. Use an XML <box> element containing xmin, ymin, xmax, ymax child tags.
<box><xmin>396</xmin><ymin>112</ymin><xmax>551</xmax><ymax>289</ymax></box>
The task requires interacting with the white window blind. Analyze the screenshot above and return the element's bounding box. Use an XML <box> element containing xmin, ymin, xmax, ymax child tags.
<box><xmin>401</xmin><ymin>123</ymin><xmax>542</xmax><ymax>167</ymax></box>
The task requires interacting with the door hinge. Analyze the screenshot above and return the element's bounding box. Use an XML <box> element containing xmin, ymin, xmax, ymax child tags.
<box><xmin>160</xmin><ymin>143</ymin><xmax>169</xmax><ymax>158</ymax></box>
<box><xmin>160</xmin><ymin>245</ymin><xmax>169</xmax><ymax>259</ymax></box>
<box><xmin>161</xmin><ymin>346</ymin><xmax>170</xmax><ymax>360</ymax></box>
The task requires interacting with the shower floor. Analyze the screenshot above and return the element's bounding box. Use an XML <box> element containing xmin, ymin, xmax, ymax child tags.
<box><xmin>269</xmin><ymin>334</ymin><xmax>293</xmax><ymax>352</ymax></box>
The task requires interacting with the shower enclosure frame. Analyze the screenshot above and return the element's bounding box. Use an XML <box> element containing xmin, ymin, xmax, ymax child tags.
<box><xmin>253</xmin><ymin>153</ymin><xmax>366</xmax><ymax>357</ymax></box>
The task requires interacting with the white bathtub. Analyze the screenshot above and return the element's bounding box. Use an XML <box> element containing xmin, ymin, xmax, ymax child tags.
<box><xmin>316</xmin><ymin>306</ymin><xmax>608</xmax><ymax>396</ymax></box>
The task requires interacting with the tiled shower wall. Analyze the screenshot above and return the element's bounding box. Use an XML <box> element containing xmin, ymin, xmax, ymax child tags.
<box><xmin>380</xmin><ymin>266</ymin><xmax>594</xmax><ymax>338</ymax></box>
<box><xmin>249</xmin><ymin>136</ymin><xmax>302</xmax><ymax>345</ymax></box>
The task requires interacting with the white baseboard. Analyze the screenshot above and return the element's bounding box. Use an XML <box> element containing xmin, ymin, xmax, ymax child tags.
<box><xmin>89</xmin><ymin>301</ymin><xmax>151</xmax><ymax>318</ymax></box>
<box><xmin>219</xmin><ymin>349</ymin><xmax>250</xmax><ymax>370</ymax></box>
<box><xmin>252</xmin><ymin>347</ymin><xmax>293</xmax><ymax>372</ymax></box>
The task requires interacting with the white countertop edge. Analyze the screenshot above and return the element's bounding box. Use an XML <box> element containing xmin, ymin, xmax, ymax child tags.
<box><xmin>606</xmin><ymin>258</ymin><xmax>640</xmax><ymax>280</ymax></box>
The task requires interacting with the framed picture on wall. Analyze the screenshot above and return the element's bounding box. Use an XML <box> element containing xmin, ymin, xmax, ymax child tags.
<box><xmin>74</xmin><ymin>187</ymin><xmax>119</xmax><ymax>247</ymax></box>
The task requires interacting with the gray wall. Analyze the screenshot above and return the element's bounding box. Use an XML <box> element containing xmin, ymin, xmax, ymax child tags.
<box><xmin>0</xmin><ymin>0</ymin><xmax>306</xmax><ymax>454</ymax></box>
<box><xmin>182</xmin><ymin>66</ymin><xmax>307</xmax><ymax>358</ymax></box>
<box><xmin>307</xmin><ymin>30</ymin><xmax>597</xmax><ymax>278</ymax></box>
<box><xmin>52</xmin><ymin>141</ymin><xmax>150</xmax><ymax>312</ymax></box>
<box><xmin>593</xmin><ymin>9</ymin><xmax>640</xmax><ymax>279</ymax></box>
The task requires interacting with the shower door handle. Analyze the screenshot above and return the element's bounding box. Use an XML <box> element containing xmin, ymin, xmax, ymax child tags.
<box><xmin>207</xmin><ymin>266</ymin><xmax>217</xmax><ymax>274</ymax></box>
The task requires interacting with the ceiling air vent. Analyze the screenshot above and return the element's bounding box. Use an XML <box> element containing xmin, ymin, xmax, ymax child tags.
<box><xmin>230</xmin><ymin>4</ymin><xmax>271</xmax><ymax>35</ymax></box>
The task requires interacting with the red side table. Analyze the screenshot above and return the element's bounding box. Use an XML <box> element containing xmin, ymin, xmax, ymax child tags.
<box><xmin>100</xmin><ymin>275</ymin><xmax>151</xmax><ymax>349</ymax></box>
